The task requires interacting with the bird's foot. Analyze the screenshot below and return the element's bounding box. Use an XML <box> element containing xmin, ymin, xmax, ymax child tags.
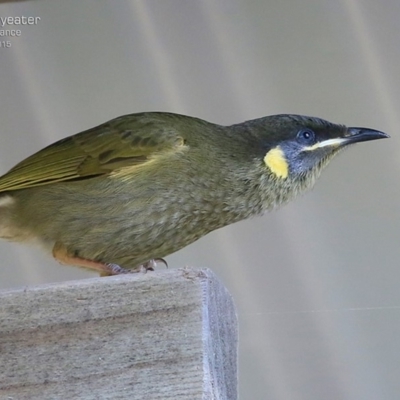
<box><xmin>106</xmin><ymin>258</ymin><xmax>167</xmax><ymax>275</ymax></box>
<box><xmin>138</xmin><ymin>258</ymin><xmax>168</xmax><ymax>273</ymax></box>
<box><xmin>104</xmin><ymin>263</ymin><xmax>132</xmax><ymax>275</ymax></box>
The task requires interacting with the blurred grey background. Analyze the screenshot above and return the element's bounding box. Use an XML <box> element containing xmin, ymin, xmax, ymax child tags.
<box><xmin>0</xmin><ymin>1</ymin><xmax>399</xmax><ymax>399</ymax></box>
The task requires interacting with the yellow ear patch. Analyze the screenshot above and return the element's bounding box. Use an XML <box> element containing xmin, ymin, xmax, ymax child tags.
<box><xmin>263</xmin><ymin>146</ymin><xmax>288</xmax><ymax>179</ymax></box>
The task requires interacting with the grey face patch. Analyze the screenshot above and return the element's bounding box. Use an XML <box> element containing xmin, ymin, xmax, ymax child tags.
<box><xmin>280</xmin><ymin>139</ymin><xmax>342</xmax><ymax>178</ymax></box>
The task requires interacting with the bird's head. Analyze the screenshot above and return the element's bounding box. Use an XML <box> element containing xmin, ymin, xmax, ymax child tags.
<box><xmin>255</xmin><ymin>115</ymin><xmax>388</xmax><ymax>183</ymax></box>
<box><xmin>230</xmin><ymin>114</ymin><xmax>390</xmax><ymax>211</ymax></box>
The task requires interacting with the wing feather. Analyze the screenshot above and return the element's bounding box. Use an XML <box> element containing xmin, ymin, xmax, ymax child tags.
<box><xmin>0</xmin><ymin>113</ymin><xmax>185</xmax><ymax>192</ymax></box>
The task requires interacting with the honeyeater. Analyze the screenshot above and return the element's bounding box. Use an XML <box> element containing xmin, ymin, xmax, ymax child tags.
<box><xmin>0</xmin><ymin>112</ymin><xmax>388</xmax><ymax>275</ymax></box>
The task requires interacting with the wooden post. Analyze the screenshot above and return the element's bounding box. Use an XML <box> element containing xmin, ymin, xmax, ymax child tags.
<box><xmin>0</xmin><ymin>268</ymin><xmax>238</xmax><ymax>399</ymax></box>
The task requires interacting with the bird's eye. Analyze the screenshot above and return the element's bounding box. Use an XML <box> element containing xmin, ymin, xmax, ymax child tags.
<box><xmin>297</xmin><ymin>129</ymin><xmax>315</xmax><ymax>143</ymax></box>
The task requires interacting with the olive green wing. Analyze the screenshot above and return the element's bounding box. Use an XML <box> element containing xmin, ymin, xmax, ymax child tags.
<box><xmin>0</xmin><ymin>113</ymin><xmax>185</xmax><ymax>192</ymax></box>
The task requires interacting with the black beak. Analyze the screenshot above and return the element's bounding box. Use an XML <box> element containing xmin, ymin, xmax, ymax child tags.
<box><xmin>344</xmin><ymin>127</ymin><xmax>390</xmax><ymax>145</ymax></box>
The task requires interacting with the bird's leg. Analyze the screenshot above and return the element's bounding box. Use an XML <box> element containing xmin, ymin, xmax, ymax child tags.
<box><xmin>52</xmin><ymin>242</ymin><xmax>168</xmax><ymax>276</ymax></box>
<box><xmin>52</xmin><ymin>242</ymin><xmax>131</xmax><ymax>276</ymax></box>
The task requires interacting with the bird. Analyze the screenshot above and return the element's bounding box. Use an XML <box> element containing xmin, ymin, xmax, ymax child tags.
<box><xmin>0</xmin><ymin>112</ymin><xmax>388</xmax><ymax>276</ymax></box>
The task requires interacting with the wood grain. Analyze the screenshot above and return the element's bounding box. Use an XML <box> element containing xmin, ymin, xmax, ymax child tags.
<box><xmin>0</xmin><ymin>268</ymin><xmax>238</xmax><ymax>400</ymax></box>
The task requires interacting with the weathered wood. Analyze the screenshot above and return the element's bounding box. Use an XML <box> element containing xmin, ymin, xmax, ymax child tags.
<box><xmin>0</xmin><ymin>268</ymin><xmax>238</xmax><ymax>400</ymax></box>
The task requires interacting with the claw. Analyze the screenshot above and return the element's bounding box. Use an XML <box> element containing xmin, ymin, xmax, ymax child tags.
<box><xmin>139</xmin><ymin>258</ymin><xmax>168</xmax><ymax>272</ymax></box>
<box><xmin>155</xmin><ymin>258</ymin><xmax>168</xmax><ymax>268</ymax></box>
